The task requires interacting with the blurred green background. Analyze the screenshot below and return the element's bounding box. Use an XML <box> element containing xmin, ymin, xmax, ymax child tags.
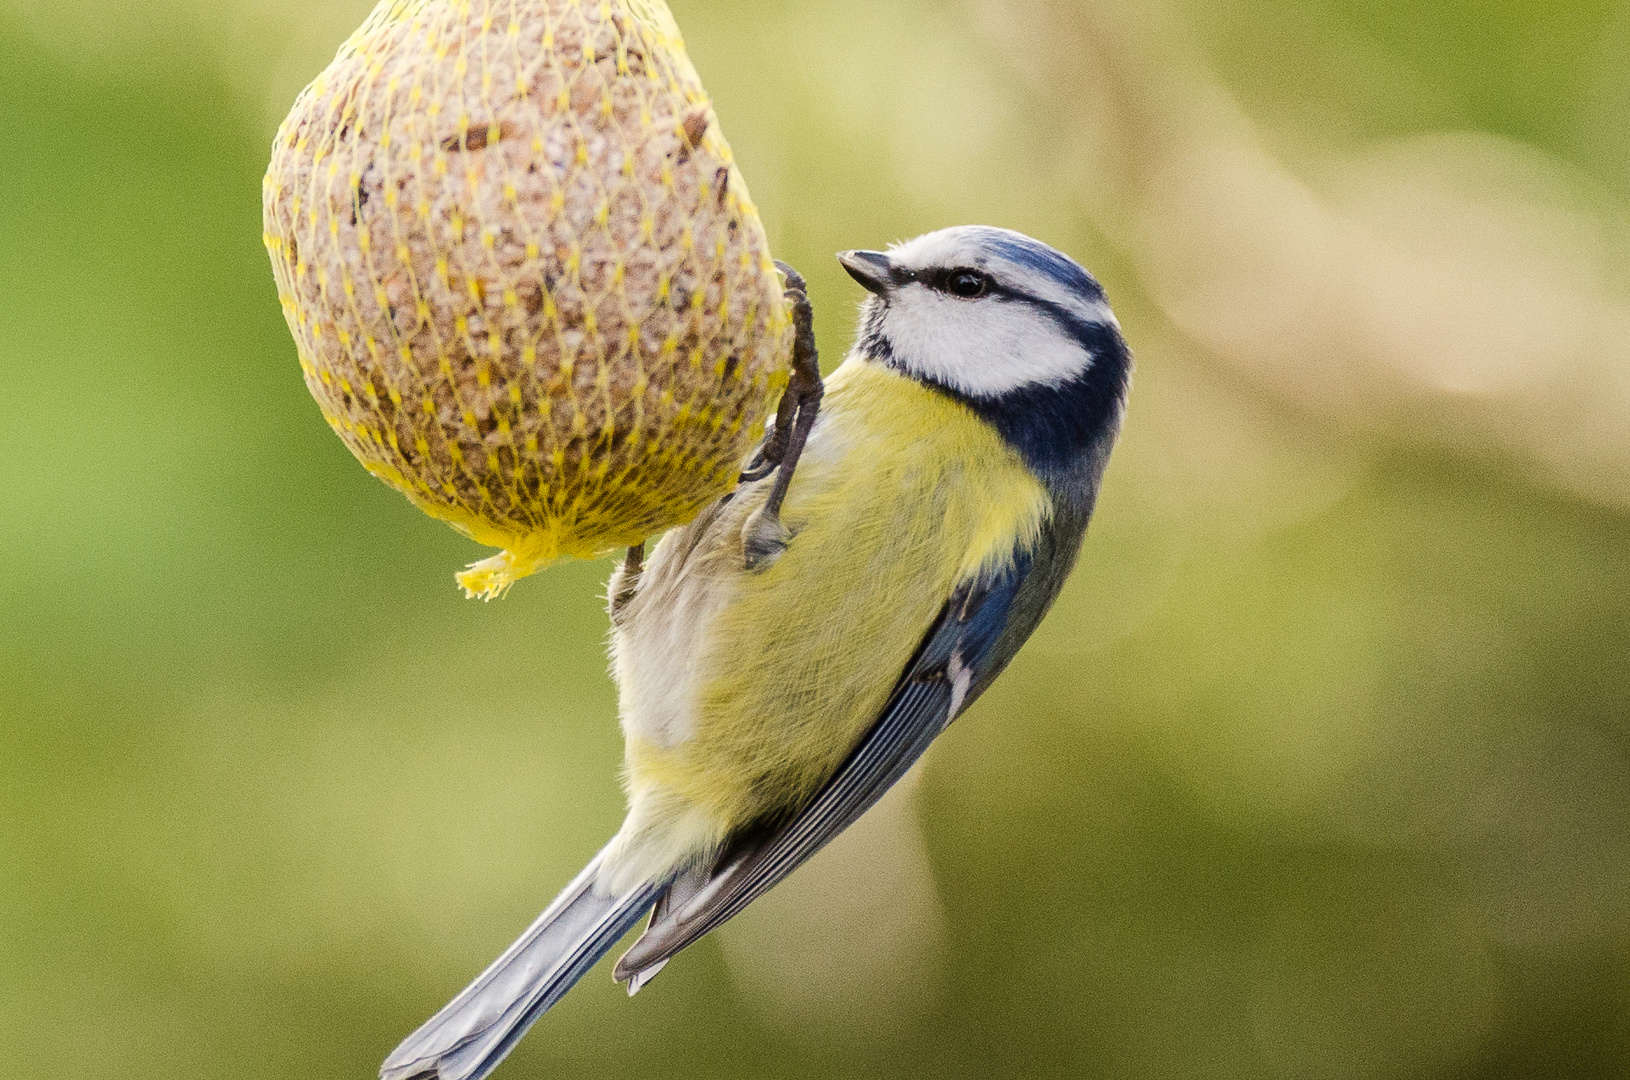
<box><xmin>3</xmin><ymin>0</ymin><xmax>1629</xmax><ymax>1077</ymax></box>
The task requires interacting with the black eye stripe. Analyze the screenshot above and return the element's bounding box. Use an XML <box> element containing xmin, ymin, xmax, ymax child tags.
<box><xmin>890</xmin><ymin>265</ymin><xmax>1107</xmax><ymax>333</ymax></box>
<box><xmin>928</xmin><ymin>268</ymin><xmax>990</xmax><ymax>297</ymax></box>
<box><xmin>895</xmin><ymin>266</ymin><xmax>1051</xmax><ymax>306</ymax></box>
<box><xmin>889</xmin><ymin>266</ymin><xmax>993</xmax><ymax>295</ymax></box>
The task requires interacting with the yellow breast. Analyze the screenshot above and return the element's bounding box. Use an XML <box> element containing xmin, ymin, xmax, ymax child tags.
<box><xmin>608</xmin><ymin>357</ymin><xmax>1050</xmax><ymax>880</ymax></box>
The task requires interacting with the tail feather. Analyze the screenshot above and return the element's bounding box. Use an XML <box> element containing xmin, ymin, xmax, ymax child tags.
<box><xmin>381</xmin><ymin>848</ymin><xmax>665</xmax><ymax>1080</ymax></box>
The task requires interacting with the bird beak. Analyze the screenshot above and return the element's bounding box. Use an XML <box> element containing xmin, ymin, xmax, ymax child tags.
<box><xmin>837</xmin><ymin>250</ymin><xmax>894</xmax><ymax>296</ymax></box>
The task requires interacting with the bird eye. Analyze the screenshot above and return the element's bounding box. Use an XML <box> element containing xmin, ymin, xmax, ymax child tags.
<box><xmin>946</xmin><ymin>270</ymin><xmax>989</xmax><ymax>299</ymax></box>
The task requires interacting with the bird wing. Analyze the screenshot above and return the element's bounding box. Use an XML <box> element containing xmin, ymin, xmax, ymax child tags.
<box><xmin>613</xmin><ymin>514</ymin><xmax>1079</xmax><ymax>983</ymax></box>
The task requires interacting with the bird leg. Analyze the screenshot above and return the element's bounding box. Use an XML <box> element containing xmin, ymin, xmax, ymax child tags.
<box><xmin>740</xmin><ymin>263</ymin><xmax>822</xmax><ymax>486</ymax></box>
<box><xmin>741</xmin><ymin>262</ymin><xmax>823</xmax><ymax>569</ymax></box>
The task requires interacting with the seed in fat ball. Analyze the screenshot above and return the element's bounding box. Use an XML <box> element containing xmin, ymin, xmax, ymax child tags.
<box><xmin>263</xmin><ymin>0</ymin><xmax>793</xmax><ymax>598</ymax></box>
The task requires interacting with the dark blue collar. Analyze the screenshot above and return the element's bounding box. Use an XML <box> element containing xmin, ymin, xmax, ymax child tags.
<box><xmin>859</xmin><ymin>306</ymin><xmax>1132</xmax><ymax>500</ymax></box>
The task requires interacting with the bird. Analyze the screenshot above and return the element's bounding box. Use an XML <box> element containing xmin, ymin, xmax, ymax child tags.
<box><xmin>380</xmin><ymin>225</ymin><xmax>1133</xmax><ymax>1080</ymax></box>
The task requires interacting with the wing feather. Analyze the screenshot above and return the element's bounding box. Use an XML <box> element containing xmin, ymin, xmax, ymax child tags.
<box><xmin>612</xmin><ymin>549</ymin><xmax>1035</xmax><ymax>982</ymax></box>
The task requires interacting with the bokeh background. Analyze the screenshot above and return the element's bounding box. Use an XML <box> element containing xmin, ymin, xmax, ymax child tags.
<box><xmin>3</xmin><ymin>0</ymin><xmax>1629</xmax><ymax>1077</ymax></box>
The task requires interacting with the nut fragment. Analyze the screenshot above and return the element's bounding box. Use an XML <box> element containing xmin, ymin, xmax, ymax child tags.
<box><xmin>263</xmin><ymin>0</ymin><xmax>792</xmax><ymax>597</ymax></box>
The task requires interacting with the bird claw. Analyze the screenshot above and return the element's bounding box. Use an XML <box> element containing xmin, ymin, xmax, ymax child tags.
<box><xmin>738</xmin><ymin>448</ymin><xmax>776</xmax><ymax>483</ymax></box>
<box><xmin>608</xmin><ymin>543</ymin><xmax>644</xmax><ymax>623</ymax></box>
<box><xmin>741</xmin><ymin>507</ymin><xmax>791</xmax><ymax>571</ymax></box>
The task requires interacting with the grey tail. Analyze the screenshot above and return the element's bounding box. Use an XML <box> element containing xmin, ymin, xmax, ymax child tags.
<box><xmin>380</xmin><ymin>847</ymin><xmax>664</xmax><ymax>1080</ymax></box>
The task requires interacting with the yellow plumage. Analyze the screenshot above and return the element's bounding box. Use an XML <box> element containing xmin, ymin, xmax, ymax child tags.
<box><xmin>602</xmin><ymin>356</ymin><xmax>1050</xmax><ymax>890</ymax></box>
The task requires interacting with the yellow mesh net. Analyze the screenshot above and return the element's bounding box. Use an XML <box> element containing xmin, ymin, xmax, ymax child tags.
<box><xmin>263</xmin><ymin>0</ymin><xmax>792</xmax><ymax>598</ymax></box>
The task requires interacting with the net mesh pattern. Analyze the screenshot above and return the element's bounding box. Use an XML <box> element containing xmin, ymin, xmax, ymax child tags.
<box><xmin>263</xmin><ymin>0</ymin><xmax>791</xmax><ymax>597</ymax></box>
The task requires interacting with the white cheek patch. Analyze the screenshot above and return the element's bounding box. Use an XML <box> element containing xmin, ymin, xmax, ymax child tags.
<box><xmin>882</xmin><ymin>288</ymin><xmax>1095</xmax><ymax>397</ymax></box>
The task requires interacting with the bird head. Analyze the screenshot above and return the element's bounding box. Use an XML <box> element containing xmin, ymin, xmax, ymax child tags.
<box><xmin>837</xmin><ymin>226</ymin><xmax>1131</xmax><ymax>493</ymax></box>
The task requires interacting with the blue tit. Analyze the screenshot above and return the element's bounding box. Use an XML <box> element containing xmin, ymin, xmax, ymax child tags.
<box><xmin>381</xmin><ymin>226</ymin><xmax>1132</xmax><ymax>1080</ymax></box>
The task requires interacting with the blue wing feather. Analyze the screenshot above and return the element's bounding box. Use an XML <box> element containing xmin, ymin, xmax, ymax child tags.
<box><xmin>612</xmin><ymin>547</ymin><xmax>1040</xmax><ymax>980</ymax></box>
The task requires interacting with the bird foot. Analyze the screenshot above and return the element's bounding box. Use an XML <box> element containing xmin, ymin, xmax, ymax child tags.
<box><xmin>608</xmin><ymin>543</ymin><xmax>644</xmax><ymax>623</ymax></box>
<box><xmin>741</xmin><ymin>506</ymin><xmax>792</xmax><ymax>570</ymax></box>
<box><xmin>738</xmin><ymin>260</ymin><xmax>822</xmax><ymax>568</ymax></box>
